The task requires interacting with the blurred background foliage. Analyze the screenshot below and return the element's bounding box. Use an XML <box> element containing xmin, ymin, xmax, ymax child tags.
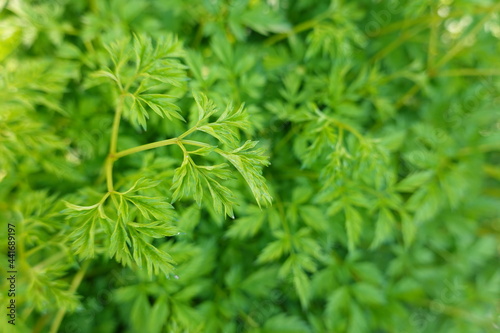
<box><xmin>0</xmin><ymin>0</ymin><xmax>499</xmax><ymax>332</ymax></box>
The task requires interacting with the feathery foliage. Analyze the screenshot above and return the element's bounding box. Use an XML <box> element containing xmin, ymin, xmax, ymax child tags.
<box><xmin>0</xmin><ymin>0</ymin><xmax>499</xmax><ymax>332</ymax></box>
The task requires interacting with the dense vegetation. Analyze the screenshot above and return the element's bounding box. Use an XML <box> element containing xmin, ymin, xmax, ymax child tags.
<box><xmin>1</xmin><ymin>0</ymin><xmax>499</xmax><ymax>332</ymax></box>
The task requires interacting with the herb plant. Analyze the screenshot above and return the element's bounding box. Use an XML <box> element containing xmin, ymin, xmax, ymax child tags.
<box><xmin>0</xmin><ymin>0</ymin><xmax>499</xmax><ymax>333</ymax></box>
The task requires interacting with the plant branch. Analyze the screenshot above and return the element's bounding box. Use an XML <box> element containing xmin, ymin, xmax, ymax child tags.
<box><xmin>114</xmin><ymin>138</ymin><xmax>178</xmax><ymax>159</ymax></box>
<box><xmin>110</xmin><ymin>97</ymin><xmax>124</xmax><ymax>154</ymax></box>
<box><xmin>105</xmin><ymin>96</ymin><xmax>125</xmax><ymax>192</ymax></box>
<box><xmin>177</xmin><ymin>125</ymin><xmax>199</xmax><ymax>140</ymax></box>
<box><xmin>105</xmin><ymin>156</ymin><xmax>114</xmax><ymax>192</ymax></box>
<box><xmin>180</xmin><ymin>140</ymin><xmax>213</xmax><ymax>148</ymax></box>
<box><xmin>111</xmin><ymin>111</ymin><xmax>219</xmax><ymax>159</ymax></box>
<box><xmin>395</xmin><ymin>84</ymin><xmax>421</xmax><ymax>109</ymax></box>
<box><xmin>435</xmin><ymin>68</ymin><xmax>500</xmax><ymax>77</ymax></box>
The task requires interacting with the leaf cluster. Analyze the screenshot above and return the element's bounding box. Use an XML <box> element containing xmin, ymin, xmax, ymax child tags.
<box><xmin>1</xmin><ymin>1</ymin><xmax>499</xmax><ymax>333</ymax></box>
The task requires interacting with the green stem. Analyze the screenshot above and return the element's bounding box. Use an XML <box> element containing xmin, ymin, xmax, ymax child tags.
<box><xmin>435</xmin><ymin>68</ymin><xmax>500</xmax><ymax>77</ymax></box>
<box><xmin>177</xmin><ymin>141</ymin><xmax>188</xmax><ymax>156</ymax></box>
<box><xmin>106</xmin><ymin>96</ymin><xmax>125</xmax><ymax>192</ymax></box>
<box><xmin>177</xmin><ymin>125</ymin><xmax>199</xmax><ymax>140</ymax></box>
<box><xmin>108</xmin><ymin>134</ymin><xmax>212</xmax><ymax>187</ymax></box>
<box><xmin>180</xmin><ymin>140</ymin><xmax>212</xmax><ymax>148</ymax></box>
<box><xmin>112</xmin><ymin>139</ymin><xmax>213</xmax><ymax>171</ymax></box>
<box><xmin>49</xmin><ymin>261</ymin><xmax>90</xmax><ymax>333</ymax></box>
<box><xmin>396</xmin><ymin>84</ymin><xmax>421</xmax><ymax>109</ymax></box>
<box><xmin>103</xmin><ymin>94</ymin><xmax>210</xmax><ymax>190</ymax></box>
<box><xmin>110</xmin><ymin>97</ymin><xmax>124</xmax><ymax>155</ymax></box>
<box><xmin>114</xmin><ymin>138</ymin><xmax>178</xmax><ymax>159</ymax></box>
<box><xmin>105</xmin><ymin>156</ymin><xmax>114</xmax><ymax>193</ymax></box>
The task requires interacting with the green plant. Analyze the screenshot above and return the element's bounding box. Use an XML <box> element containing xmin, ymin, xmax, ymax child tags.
<box><xmin>65</xmin><ymin>34</ymin><xmax>271</xmax><ymax>275</ymax></box>
<box><xmin>0</xmin><ymin>0</ymin><xmax>499</xmax><ymax>333</ymax></box>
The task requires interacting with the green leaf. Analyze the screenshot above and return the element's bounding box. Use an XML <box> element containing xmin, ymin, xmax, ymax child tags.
<box><xmin>28</xmin><ymin>263</ymin><xmax>80</xmax><ymax>312</ymax></box>
<box><xmin>197</xmin><ymin>103</ymin><xmax>249</xmax><ymax>146</ymax></box>
<box><xmin>292</xmin><ymin>186</ymin><xmax>314</xmax><ymax>204</ymax></box>
<box><xmin>257</xmin><ymin>234</ymin><xmax>290</xmax><ymax>263</ymax></box>
<box><xmin>129</xmin><ymin>227</ymin><xmax>175</xmax><ymax>276</ymax></box>
<box><xmin>148</xmin><ymin>297</ymin><xmax>168</xmax><ymax>333</ymax></box>
<box><xmin>127</xmin><ymin>95</ymin><xmax>149</xmax><ymax>130</ymax></box>
<box><xmin>217</xmin><ymin>141</ymin><xmax>272</xmax><ymax>207</ymax></box>
<box><xmin>171</xmin><ymin>155</ymin><xmax>236</xmax><ymax>217</ymax></box>
<box><xmin>124</xmin><ymin>194</ymin><xmax>176</xmax><ymax>222</ymax></box>
<box><xmin>344</xmin><ymin>205</ymin><xmax>363</xmax><ymax>252</ymax></box>
<box><xmin>406</xmin><ymin>184</ymin><xmax>443</xmax><ymax>222</ymax></box>
<box><xmin>127</xmin><ymin>221</ymin><xmax>178</xmax><ymax>238</ymax></box>
<box><xmin>326</xmin><ymin>286</ymin><xmax>349</xmax><ymax>317</ymax></box>
<box><xmin>138</xmin><ymin>94</ymin><xmax>185</xmax><ymax>121</ymax></box>
<box><xmin>263</xmin><ymin>314</ymin><xmax>310</xmax><ymax>333</ymax></box>
<box><xmin>395</xmin><ymin>171</ymin><xmax>434</xmax><ymax>192</ymax></box>
<box><xmin>193</xmin><ymin>92</ymin><xmax>218</xmax><ymax>122</ymax></box>
<box><xmin>123</xmin><ymin>178</ymin><xmax>163</xmax><ymax>194</ymax></box>
<box><xmin>171</xmin><ymin>156</ymin><xmax>199</xmax><ymax>204</ymax></box>
<box><xmin>0</xmin><ymin>23</ymin><xmax>22</xmax><ymax>61</ymax></box>
<box><xmin>130</xmin><ymin>294</ymin><xmax>151</xmax><ymax>331</ymax></box>
<box><xmin>198</xmin><ymin>164</ymin><xmax>236</xmax><ymax>218</ymax></box>
<box><xmin>294</xmin><ymin>267</ymin><xmax>311</xmax><ymax>309</ymax></box>
<box><xmin>348</xmin><ymin>302</ymin><xmax>369</xmax><ymax>333</ymax></box>
<box><xmin>240</xmin><ymin>267</ymin><xmax>280</xmax><ymax>297</ymax></box>
<box><xmin>109</xmin><ymin>212</ymin><xmax>132</xmax><ymax>267</ymax></box>
<box><xmin>63</xmin><ymin>201</ymin><xmax>100</xmax><ymax>214</ymax></box>
<box><xmin>225</xmin><ymin>213</ymin><xmax>265</xmax><ymax>239</ymax></box>
<box><xmin>352</xmin><ymin>282</ymin><xmax>386</xmax><ymax>306</ymax></box>
<box><xmin>105</xmin><ymin>196</ymin><xmax>176</xmax><ymax>275</ymax></box>
<box><xmin>300</xmin><ymin>122</ymin><xmax>337</xmax><ymax>167</ymax></box>
<box><xmin>300</xmin><ymin>205</ymin><xmax>328</xmax><ymax>232</ymax></box>
<box><xmin>370</xmin><ymin>208</ymin><xmax>395</xmax><ymax>249</ymax></box>
<box><xmin>98</xmin><ymin>34</ymin><xmax>187</xmax><ymax>130</ymax></box>
<box><xmin>177</xmin><ymin>204</ymin><xmax>201</xmax><ymax>233</ymax></box>
<box><xmin>401</xmin><ymin>212</ymin><xmax>416</xmax><ymax>248</ymax></box>
<box><xmin>90</xmin><ymin>69</ymin><xmax>120</xmax><ymax>85</ymax></box>
<box><xmin>350</xmin><ymin>263</ymin><xmax>384</xmax><ymax>286</ymax></box>
<box><xmin>64</xmin><ymin>203</ymin><xmax>102</xmax><ymax>259</ymax></box>
<box><xmin>239</xmin><ymin>4</ymin><xmax>291</xmax><ymax>36</ymax></box>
